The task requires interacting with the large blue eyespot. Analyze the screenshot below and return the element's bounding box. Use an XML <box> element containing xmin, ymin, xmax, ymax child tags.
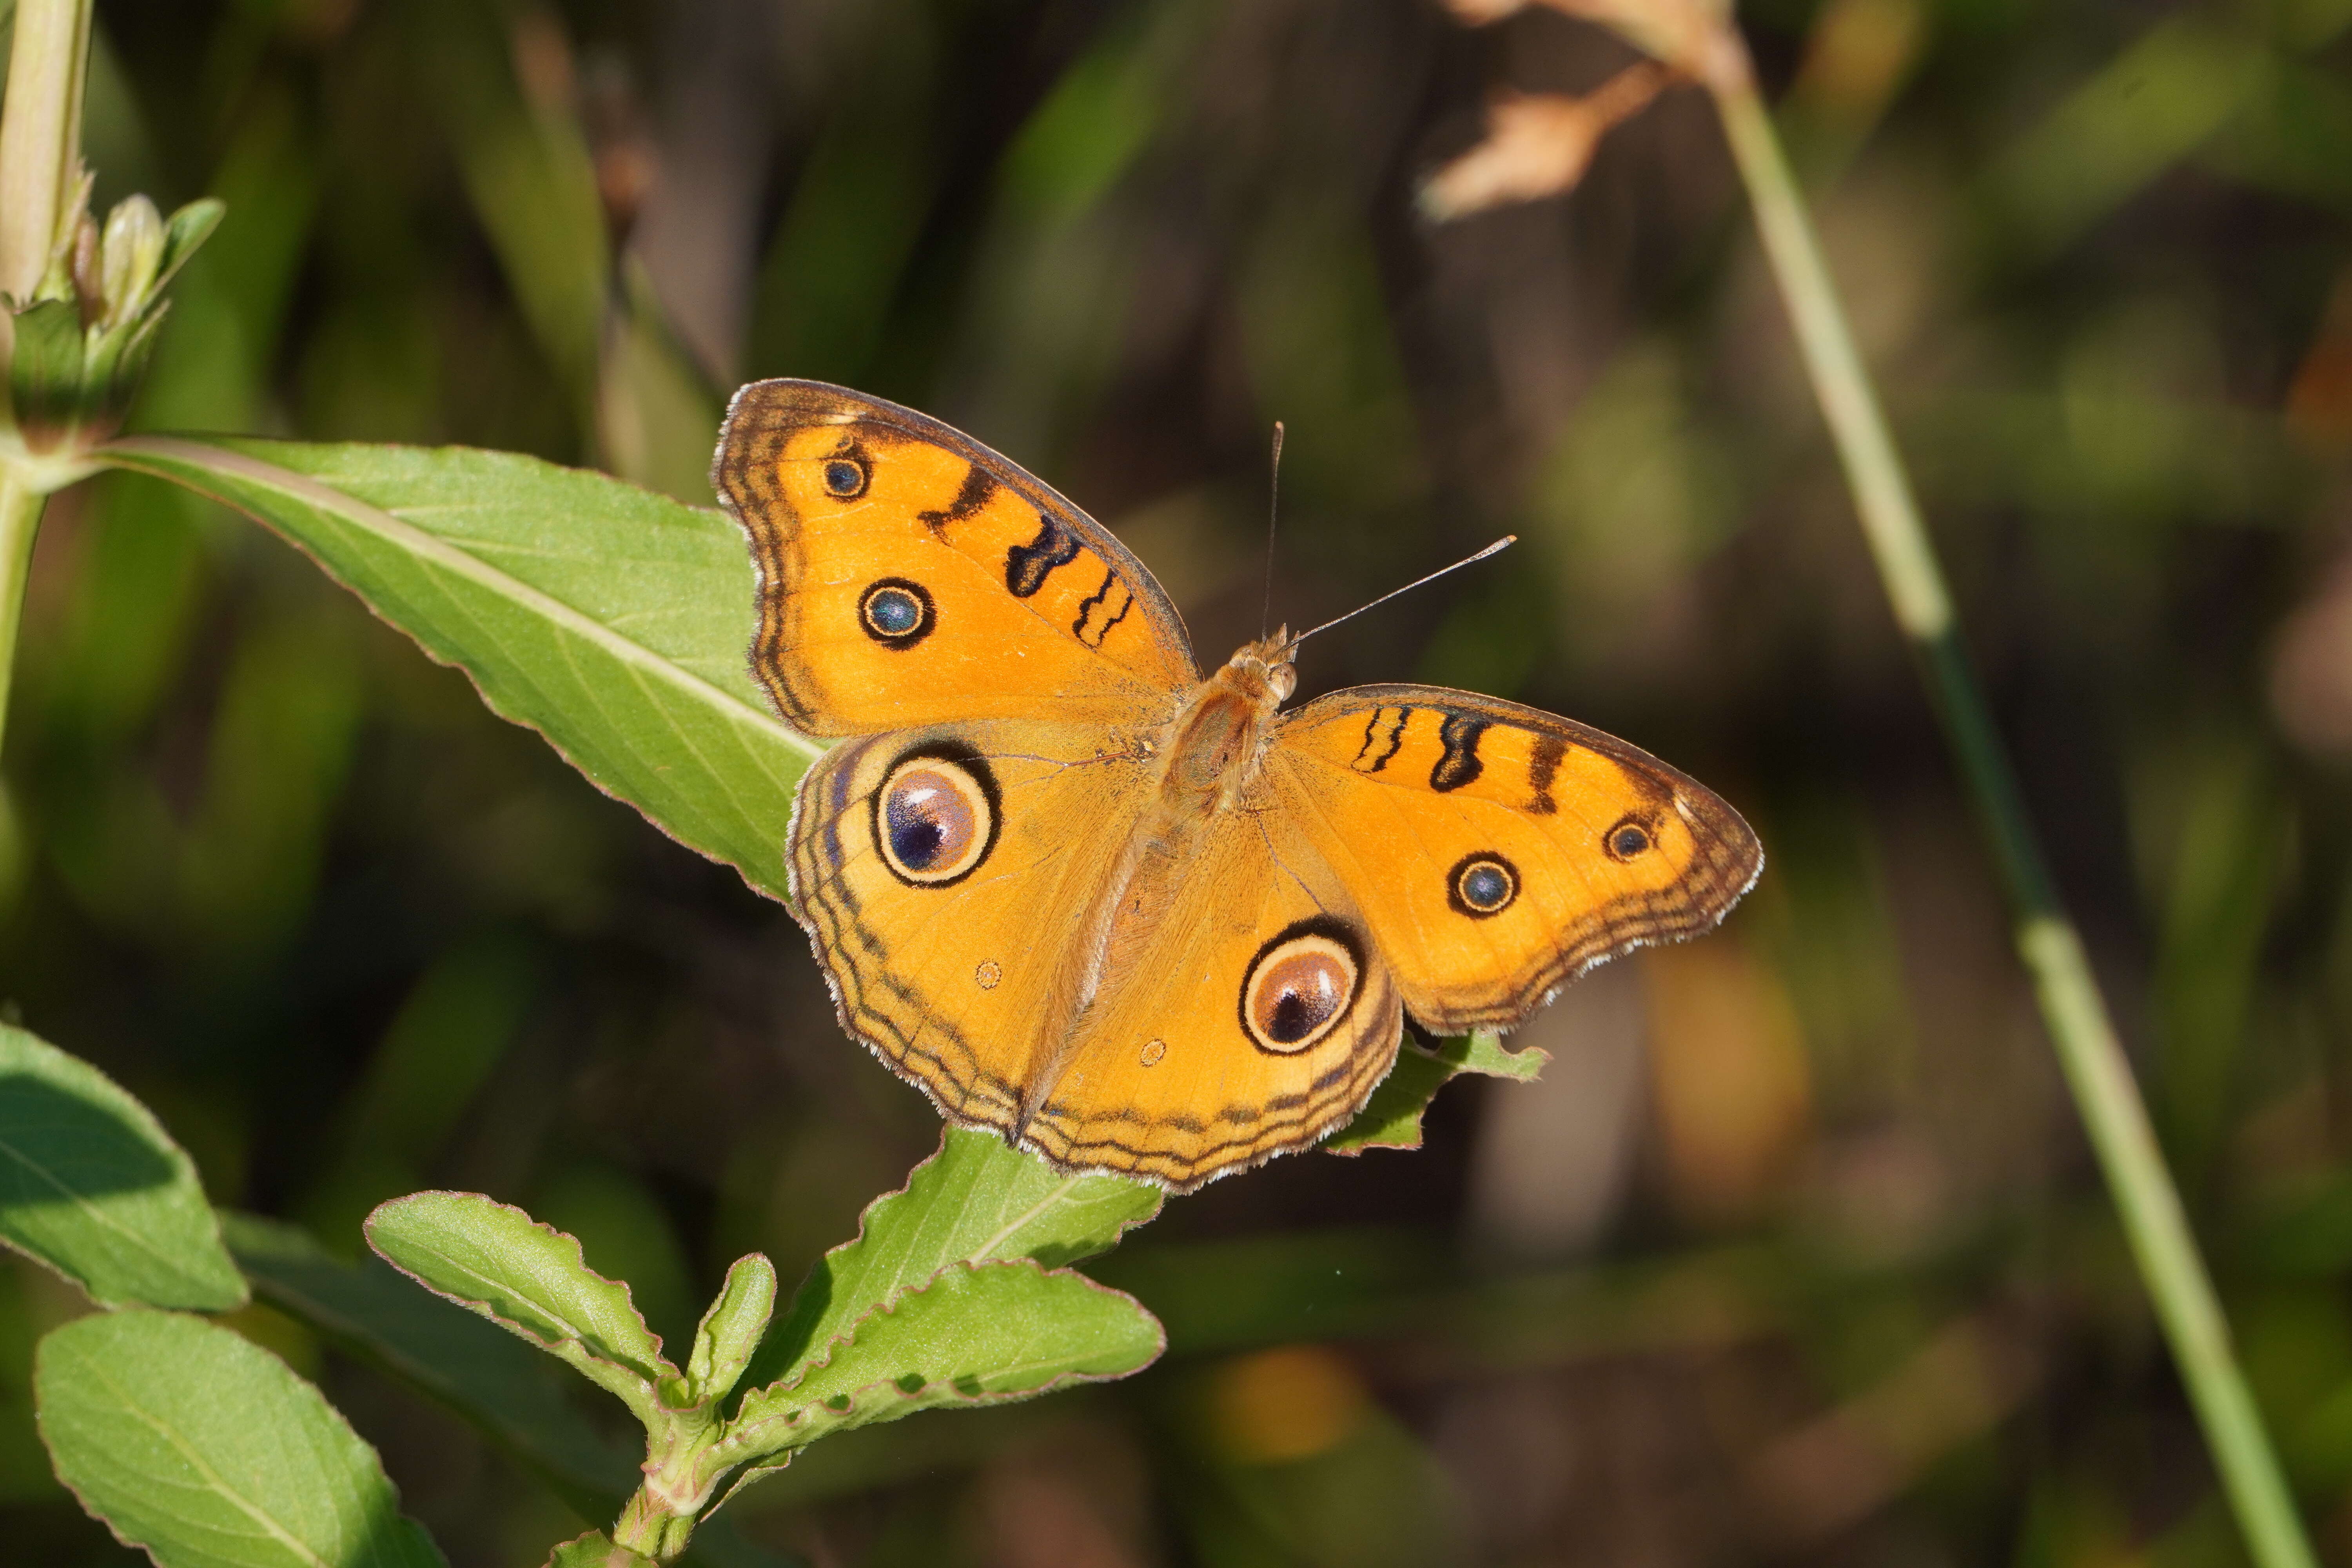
<box><xmin>1447</xmin><ymin>852</ymin><xmax>1519</xmax><ymax>918</ymax></box>
<box><xmin>823</xmin><ymin>457</ymin><xmax>867</xmax><ymax>497</ymax></box>
<box><xmin>872</xmin><ymin>748</ymin><xmax>999</xmax><ymax>887</ymax></box>
<box><xmin>858</xmin><ymin>578</ymin><xmax>934</xmax><ymax>649</ymax></box>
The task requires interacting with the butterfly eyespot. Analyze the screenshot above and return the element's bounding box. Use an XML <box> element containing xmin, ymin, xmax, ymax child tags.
<box><xmin>857</xmin><ymin>577</ymin><xmax>934</xmax><ymax>648</ymax></box>
<box><xmin>975</xmin><ymin>960</ymin><xmax>1000</xmax><ymax>990</ymax></box>
<box><xmin>872</xmin><ymin>747</ymin><xmax>1000</xmax><ymax>887</ymax></box>
<box><xmin>1239</xmin><ymin>919</ymin><xmax>1363</xmax><ymax>1054</ymax></box>
<box><xmin>822</xmin><ymin>457</ymin><xmax>867</xmax><ymax>497</ymax></box>
<box><xmin>1604</xmin><ymin>816</ymin><xmax>1655</xmax><ymax>862</ymax></box>
<box><xmin>1447</xmin><ymin>852</ymin><xmax>1519</xmax><ymax>918</ymax></box>
<box><xmin>1140</xmin><ymin>1038</ymin><xmax>1166</xmax><ymax>1067</ymax></box>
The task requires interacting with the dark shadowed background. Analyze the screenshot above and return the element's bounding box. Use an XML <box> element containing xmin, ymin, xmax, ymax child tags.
<box><xmin>5</xmin><ymin>0</ymin><xmax>2352</xmax><ymax>1562</ymax></box>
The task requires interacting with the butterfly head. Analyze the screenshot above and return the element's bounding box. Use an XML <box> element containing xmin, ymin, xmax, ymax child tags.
<box><xmin>1227</xmin><ymin>631</ymin><xmax>1299</xmax><ymax>709</ymax></box>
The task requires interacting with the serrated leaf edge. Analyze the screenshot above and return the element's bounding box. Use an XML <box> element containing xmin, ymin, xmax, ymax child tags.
<box><xmin>784</xmin><ymin>1126</ymin><xmax>1159</xmax><ymax>1335</ymax></box>
<box><xmin>723</xmin><ymin>1258</ymin><xmax>1163</xmax><ymax>1467</ymax></box>
<box><xmin>1455</xmin><ymin>1028</ymin><xmax>1550</xmax><ymax>1082</ymax></box>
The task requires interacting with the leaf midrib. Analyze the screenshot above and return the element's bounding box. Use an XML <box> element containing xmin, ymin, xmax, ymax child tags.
<box><xmin>395</xmin><ymin>1234</ymin><xmax>666</xmax><ymax>1387</ymax></box>
<box><xmin>72</xmin><ymin>1343</ymin><xmax>342</xmax><ymax>1568</ymax></box>
<box><xmin>0</xmin><ymin>1116</ymin><xmax>200</xmax><ymax>1283</ymax></box>
<box><xmin>100</xmin><ymin>437</ymin><xmax>821</xmax><ymax>767</ymax></box>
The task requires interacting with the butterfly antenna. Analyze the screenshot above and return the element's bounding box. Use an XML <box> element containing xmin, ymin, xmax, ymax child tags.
<box><xmin>1259</xmin><ymin>421</ymin><xmax>1285</xmax><ymax>640</ymax></box>
<box><xmin>1286</xmin><ymin>535</ymin><xmax>1517</xmax><ymax>650</ymax></box>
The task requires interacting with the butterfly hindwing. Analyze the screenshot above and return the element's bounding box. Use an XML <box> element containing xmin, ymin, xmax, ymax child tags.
<box><xmin>1017</xmin><ymin>811</ymin><xmax>1404</xmax><ymax>1188</ymax></box>
<box><xmin>787</xmin><ymin>719</ymin><xmax>1144</xmax><ymax>1129</ymax></box>
<box><xmin>789</xmin><ymin>717</ymin><xmax>1405</xmax><ymax>1191</ymax></box>
<box><xmin>1269</xmin><ymin>686</ymin><xmax>1763</xmax><ymax>1033</ymax></box>
<box><xmin>714</xmin><ymin>379</ymin><xmax>1197</xmax><ymax>735</ymax></box>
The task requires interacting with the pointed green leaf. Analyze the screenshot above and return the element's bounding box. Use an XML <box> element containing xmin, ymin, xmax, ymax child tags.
<box><xmin>688</xmin><ymin>1254</ymin><xmax>777</xmax><ymax>1406</ymax></box>
<box><xmin>728</xmin><ymin>1259</ymin><xmax>1161</xmax><ymax>1463</ymax></box>
<box><xmin>744</xmin><ymin>1128</ymin><xmax>1160</xmax><ymax>1391</ymax></box>
<box><xmin>0</xmin><ymin>1024</ymin><xmax>245</xmax><ymax>1310</ymax></box>
<box><xmin>154</xmin><ymin>198</ymin><xmax>227</xmax><ymax>298</ymax></box>
<box><xmin>96</xmin><ymin>437</ymin><xmax>815</xmax><ymax>902</ymax></box>
<box><xmin>1326</xmin><ymin>1030</ymin><xmax>1548</xmax><ymax>1155</ymax></box>
<box><xmin>35</xmin><ymin>1310</ymin><xmax>445</xmax><ymax>1568</ymax></box>
<box><xmin>365</xmin><ymin>1192</ymin><xmax>675</xmax><ymax>1430</ymax></box>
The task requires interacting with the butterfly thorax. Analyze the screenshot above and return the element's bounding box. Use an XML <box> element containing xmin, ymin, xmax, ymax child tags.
<box><xmin>1152</xmin><ymin>634</ymin><xmax>1298</xmax><ymax>817</ymax></box>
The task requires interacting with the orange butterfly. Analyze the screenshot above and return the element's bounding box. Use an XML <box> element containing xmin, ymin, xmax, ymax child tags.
<box><xmin>714</xmin><ymin>381</ymin><xmax>1761</xmax><ymax>1191</ymax></box>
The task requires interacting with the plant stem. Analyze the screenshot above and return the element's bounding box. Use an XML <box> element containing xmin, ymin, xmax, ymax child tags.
<box><xmin>611</xmin><ymin>1481</ymin><xmax>697</xmax><ymax>1563</ymax></box>
<box><xmin>0</xmin><ymin>0</ymin><xmax>93</xmax><ymax>758</ymax></box>
<box><xmin>0</xmin><ymin>472</ymin><xmax>44</xmax><ymax>758</ymax></box>
<box><xmin>0</xmin><ymin>0</ymin><xmax>93</xmax><ymax>298</ymax></box>
<box><xmin>1710</xmin><ymin>56</ymin><xmax>2318</xmax><ymax>1568</ymax></box>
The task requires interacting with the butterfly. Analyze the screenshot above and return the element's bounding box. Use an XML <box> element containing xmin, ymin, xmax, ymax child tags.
<box><xmin>713</xmin><ymin>381</ymin><xmax>1762</xmax><ymax>1192</ymax></box>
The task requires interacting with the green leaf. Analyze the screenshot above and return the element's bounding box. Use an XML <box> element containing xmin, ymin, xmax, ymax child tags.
<box><xmin>688</xmin><ymin>1255</ymin><xmax>777</xmax><ymax>1406</ymax></box>
<box><xmin>1326</xmin><ymin>1031</ymin><xmax>1548</xmax><ymax>1155</ymax></box>
<box><xmin>546</xmin><ymin>1534</ymin><xmax>655</xmax><ymax>1568</ymax></box>
<box><xmin>223</xmin><ymin>1213</ymin><xmax>639</xmax><ymax>1517</ymax></box>
<box><xmin>743</xmin><ymin>1127</ymin><xmax>1160</xmax><ymax>1391</ymax></box>
<box><xmin>0</xmin><ymin>1024</ymin><xmax>245</xmax><ymax>1310</ymax></box>
<box><xmin>365</xmin><ymin>1191</ymin><xmax>675</xmax><ymax>1430</ymax></box>
<box><xmin>154</xmin><ymin>199</ymin><xmax>228</xmax><ymax>300</ymax></box>
<box><xmin>97</xmin><ymin>437</ymin><xmax>815</xmax><ymax>902</ymax></box>
<box><xmin>727</xmin><ymin>1259</ymin><xmax>1160</xmax><ymax>1463</ymax></box>
<box><xmin>34</xmin><ymin>1309</ymin><xmax>445</xmax><ymax>1568</ymax></box>
<box><xmin>9</xmin><ymin>296</ymin><xmax>88</xmax><ymax>445</ymax></box>
<box><xmin>225</xmin><ymin>1217</ymin><xmax>791</xmax><ymax>1568</ymax></box>
<box><xmin>1324</xmin><ymin>1044</ymin><xmax>1457</xmax><ymax>1155</ymax></box>
<box><xmin>1452</xmin><ymin>1029</ymin><xmax>1550</xmax><ymax>1082</ymax></box>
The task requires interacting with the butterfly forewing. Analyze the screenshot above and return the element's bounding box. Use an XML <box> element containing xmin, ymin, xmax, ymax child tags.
<box><xmin>714</xmin><ymin>380</ymin><xmax>1196</xmax><ymax>735</ymax></box>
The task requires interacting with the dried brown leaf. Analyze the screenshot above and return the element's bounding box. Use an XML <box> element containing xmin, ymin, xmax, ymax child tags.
<box><xmin>1419</xmin><ymin>64</ymin><xmax>1675</xmax><ymax>221</ymax></box>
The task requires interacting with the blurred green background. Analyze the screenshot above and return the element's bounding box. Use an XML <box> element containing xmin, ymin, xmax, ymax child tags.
<box><xmin>4</xmin><ymin>0</ymin><xmax>2352</xmax><ymax>1562</ymax></box>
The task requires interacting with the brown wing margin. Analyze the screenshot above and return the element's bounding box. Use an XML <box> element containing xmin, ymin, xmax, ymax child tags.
<box><xmin>710</xmin><ymin>378</ymin><xmax>1196</xmax><ymax>726</ymax></box>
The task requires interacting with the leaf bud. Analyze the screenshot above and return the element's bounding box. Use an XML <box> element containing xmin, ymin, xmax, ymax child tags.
<box><xmin>99</xmin><ymin>195</ymin><xmax>165</xmax><ymax>331</ymax></box>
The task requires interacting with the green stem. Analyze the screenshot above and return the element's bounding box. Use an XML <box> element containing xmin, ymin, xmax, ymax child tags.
<box><xmin>0</xmin><ymin>471</ymin><xmax>44</xmax><ymax>758</ymax></box>
<box><xmin>610</xmin><ymin>1481</ymin><xmax>697</xmax><ymax>1563</ymax></box>
<box><xmin>1710</xmin><ymin>57</ymin><xmax>2317</xmax><ymax>1568</ymax></box>
<box><xmin>0</xmin><ymin>0</ymin><xmax>93</xmax><ymax>298</ymax></box>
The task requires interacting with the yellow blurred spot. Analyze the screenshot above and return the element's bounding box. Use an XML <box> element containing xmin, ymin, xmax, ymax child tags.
<box><xmin>1642</xmin><ymin>938</ymin><xmax>1811</xmax><ymax>1223</ymax></box>
<box><xmin>1208</xmin><ymin>1345</ymin><xmax>1370</xmax><ymax>1464</ymax></box>
<box><xmin>1790</xmin><ymin>0</ymin><xmax>1923</xmax><ymax>120</ymax></box>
